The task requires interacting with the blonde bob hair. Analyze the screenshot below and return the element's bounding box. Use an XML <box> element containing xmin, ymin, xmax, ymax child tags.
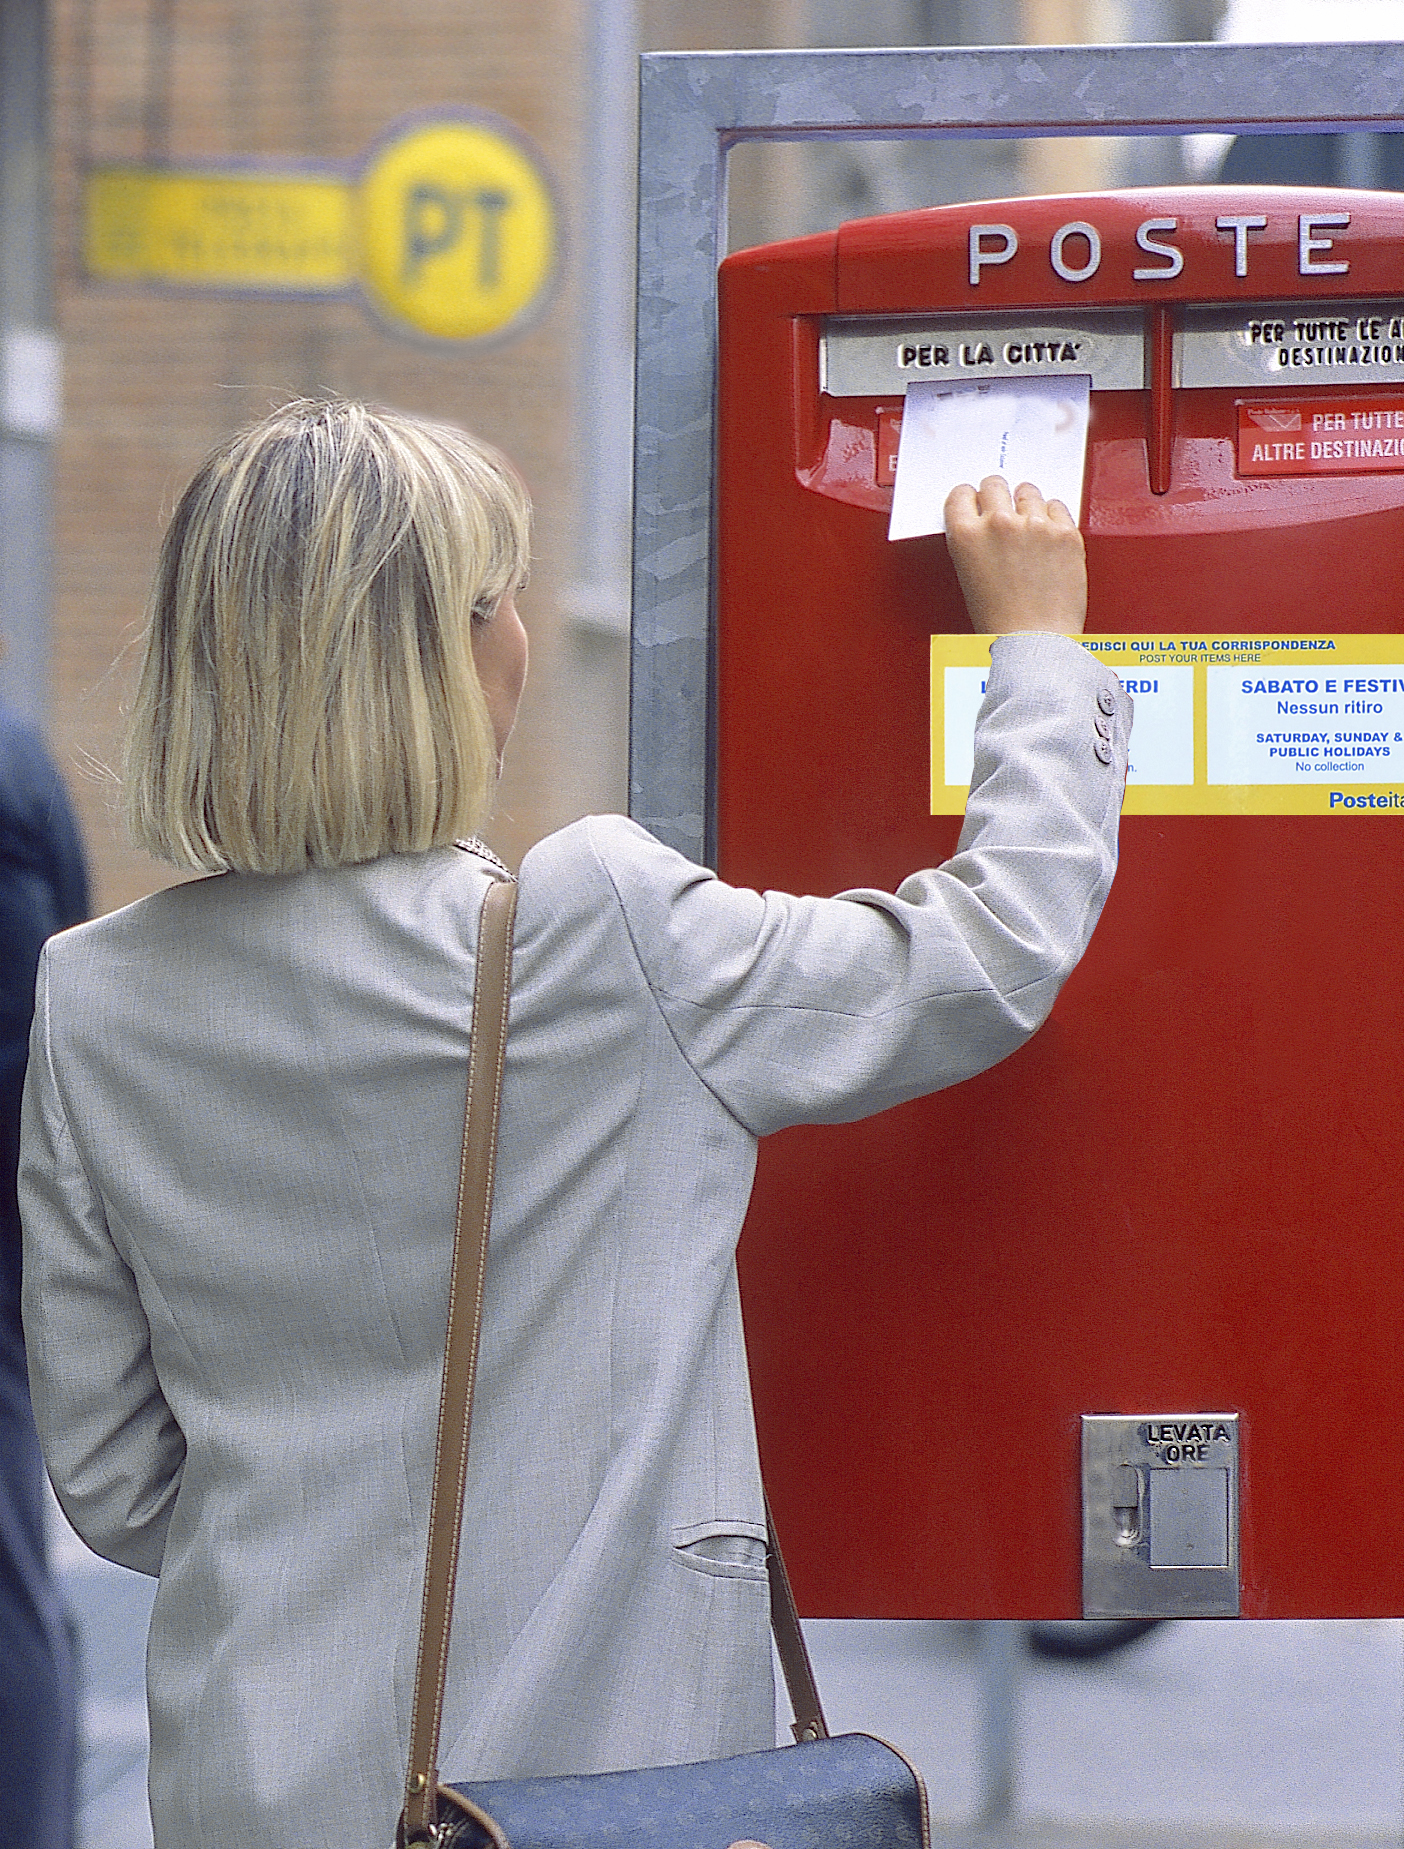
<box><xmin>124</xmin><ymin>398</ymin><xmax>530</xmax><ymax>874</ymax></box>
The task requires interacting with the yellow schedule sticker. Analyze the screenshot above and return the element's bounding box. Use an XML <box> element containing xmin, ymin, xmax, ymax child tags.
<box><xmin>82</xmin><ymin>111</ymin><xmax>558</xmax><ymax>344</ymax></box>
<box><xmin>931</xmin><ymin>633</ymin><xmax>1404</xmax><ymax>816</ymax></box>
<box><xmin>356</xmin><ymin>118</ymin><xmax>557</xmax><ymax>342</ymax></box>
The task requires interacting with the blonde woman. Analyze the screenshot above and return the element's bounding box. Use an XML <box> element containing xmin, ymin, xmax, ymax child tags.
<box><xmin>19</xmin><ymin>400</ymin><xmax>1127</xmax><ymax>1849</ymax></box>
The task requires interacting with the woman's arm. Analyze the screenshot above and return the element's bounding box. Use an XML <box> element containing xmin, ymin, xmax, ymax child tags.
<box><xmin>19</xmin><ymin>948</ymin><xmax>184</xmax><ymax>1576</ymax></box>
<box><xmin>581</xmin><ymin>483</ymin><xmax>1125</xmax><ymax>1135</ymax></box>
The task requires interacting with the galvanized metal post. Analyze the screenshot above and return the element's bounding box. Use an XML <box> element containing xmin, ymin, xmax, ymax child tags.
<box><xmin>977</xmin><ymin>1620</ymin><xmax>1021</xmax><ymax>1822</ymax></box>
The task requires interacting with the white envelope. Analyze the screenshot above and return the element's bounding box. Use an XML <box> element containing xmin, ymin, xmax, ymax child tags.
<box><xmin>888</xmin><ymin>375</ymin><xmax>1091</xmax><ymax>540</ymax></box>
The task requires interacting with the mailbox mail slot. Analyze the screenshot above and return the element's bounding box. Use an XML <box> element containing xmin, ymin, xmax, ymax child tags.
<box><xmin>718</xmin><ymin>188</ymin><xmax>1404</xmax><ymax>1619</ymax></box>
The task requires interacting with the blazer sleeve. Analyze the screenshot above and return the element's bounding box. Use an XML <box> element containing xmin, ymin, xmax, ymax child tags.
<box><xmin>19</xmin><ymin>945</ymin><xmax>184</xmax><ymax>1576</ymax></box>
<box><xmin>594</xmin><ymin>630</ymin><xmax>1129</xmax><ymax>1137</ymax></box>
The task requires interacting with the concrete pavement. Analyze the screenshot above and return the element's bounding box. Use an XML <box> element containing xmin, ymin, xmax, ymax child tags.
<box><xmin>805</xmin><ymin>1616</ymin><xmax>1404</xmax><ymax>1847</ymax></box>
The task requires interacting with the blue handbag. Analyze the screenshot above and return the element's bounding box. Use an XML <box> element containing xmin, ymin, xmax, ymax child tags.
<box><xmin>439</xmin><ymin>1733</ymin><xmax>929</xmax><ymax>1849</ymax></box>
<box><xmin>398</xmin><ymin>880</ymin><xmax>931</xmax><ymax>1849</ymax></box>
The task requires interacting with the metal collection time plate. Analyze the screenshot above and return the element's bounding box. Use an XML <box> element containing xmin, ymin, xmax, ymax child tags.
<box><xmin>1083</xmin><ymin>1413</ymin><xmax>1240</xmax><ymax>1619</ymax></box>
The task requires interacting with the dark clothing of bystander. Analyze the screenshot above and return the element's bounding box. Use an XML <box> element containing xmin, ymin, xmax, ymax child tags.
<box><xmin>1</xmin><ymin>704</ymin><xmax>88</xmax><ymax>1849</ymax></box>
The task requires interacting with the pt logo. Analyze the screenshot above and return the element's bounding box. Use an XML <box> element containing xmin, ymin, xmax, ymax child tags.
<box><xmin>358</xmin><ymin>114</ymin><xmax>558</xmax><ymax>342</ymax></box>
<box><xmin>403</xmin><ymin>185</ymin><xmax>511</xmax><ymax>288</ymax></box>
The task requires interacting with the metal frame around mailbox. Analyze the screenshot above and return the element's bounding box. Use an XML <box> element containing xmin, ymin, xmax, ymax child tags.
<box><xmin>629</xmin><ymin>39</ymin><xmax>1404</xmax><ymax>865</ymax></box>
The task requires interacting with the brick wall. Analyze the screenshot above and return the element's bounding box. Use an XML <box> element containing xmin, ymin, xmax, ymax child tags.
<box><xmin>50</xmin><ymin>0</ymin><xmax>594</xmax><ymax>911</ymax></box>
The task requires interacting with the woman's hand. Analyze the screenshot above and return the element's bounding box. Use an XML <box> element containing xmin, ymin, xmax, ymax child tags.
<box><xmin>944</xmin><ymin>476</ymin><xmax>1087</xmax><ymax>637</ymax></box>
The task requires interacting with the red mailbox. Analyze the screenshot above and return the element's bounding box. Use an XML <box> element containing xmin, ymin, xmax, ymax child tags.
<box><xmin>717</xmin><ymin>187</ymin><xmax>1404</xmax><ymax>1620</ymax></box>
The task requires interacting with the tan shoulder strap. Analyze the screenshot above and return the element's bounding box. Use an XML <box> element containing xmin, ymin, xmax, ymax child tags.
<box><xmin>402</xmin><ymin>877</ymin><xmax>517</xmax><ymax>1845</ymax></box>
<box><xmin>765</xmin><ymin>1491</ymin><xmax>829</xmax><ymax>1744</ymax></box>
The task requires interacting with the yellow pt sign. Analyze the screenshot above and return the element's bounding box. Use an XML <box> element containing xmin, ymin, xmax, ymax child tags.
<box><xmin>82</xmin><ymin>112</ymin><xmax>558</xmax><ymax>346</ymax></box>
<box><xmin>358</xmin><ymin>118</ymin><xmax>557</xmax><ymax>342</ymax></box>
<box><xmin>84</xmin><ymin>168</ymin><xmax>350</xmax><ymax>292</ymax></box>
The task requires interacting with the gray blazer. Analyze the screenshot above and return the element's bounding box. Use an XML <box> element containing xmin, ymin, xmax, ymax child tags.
<box><xmin>20</xmin><ymin>632</ymin><xmax>1129</xmax><ymax>1849</ymax></box>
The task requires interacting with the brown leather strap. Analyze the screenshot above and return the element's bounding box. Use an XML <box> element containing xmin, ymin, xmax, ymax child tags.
<box><xmin>401</xmin><ymin>872</ymin><xmax>829</xmax><ymax>1842</ymax></box>
<box><xmin>403</xmin><ymin>876</ymin><xmax>517</xmax><ymax>1845</ymax></box>
<box><xmin>764</xmin><ymin>1492</ymin><xmax>829</xmax><ymax>1743</ymax></box>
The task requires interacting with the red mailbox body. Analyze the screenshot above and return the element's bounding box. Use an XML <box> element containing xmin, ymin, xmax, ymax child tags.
<box><xmin>717</xmin><ymin>187</ymin><xmax>1404</xmax><ymax>1619</ymax></box>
